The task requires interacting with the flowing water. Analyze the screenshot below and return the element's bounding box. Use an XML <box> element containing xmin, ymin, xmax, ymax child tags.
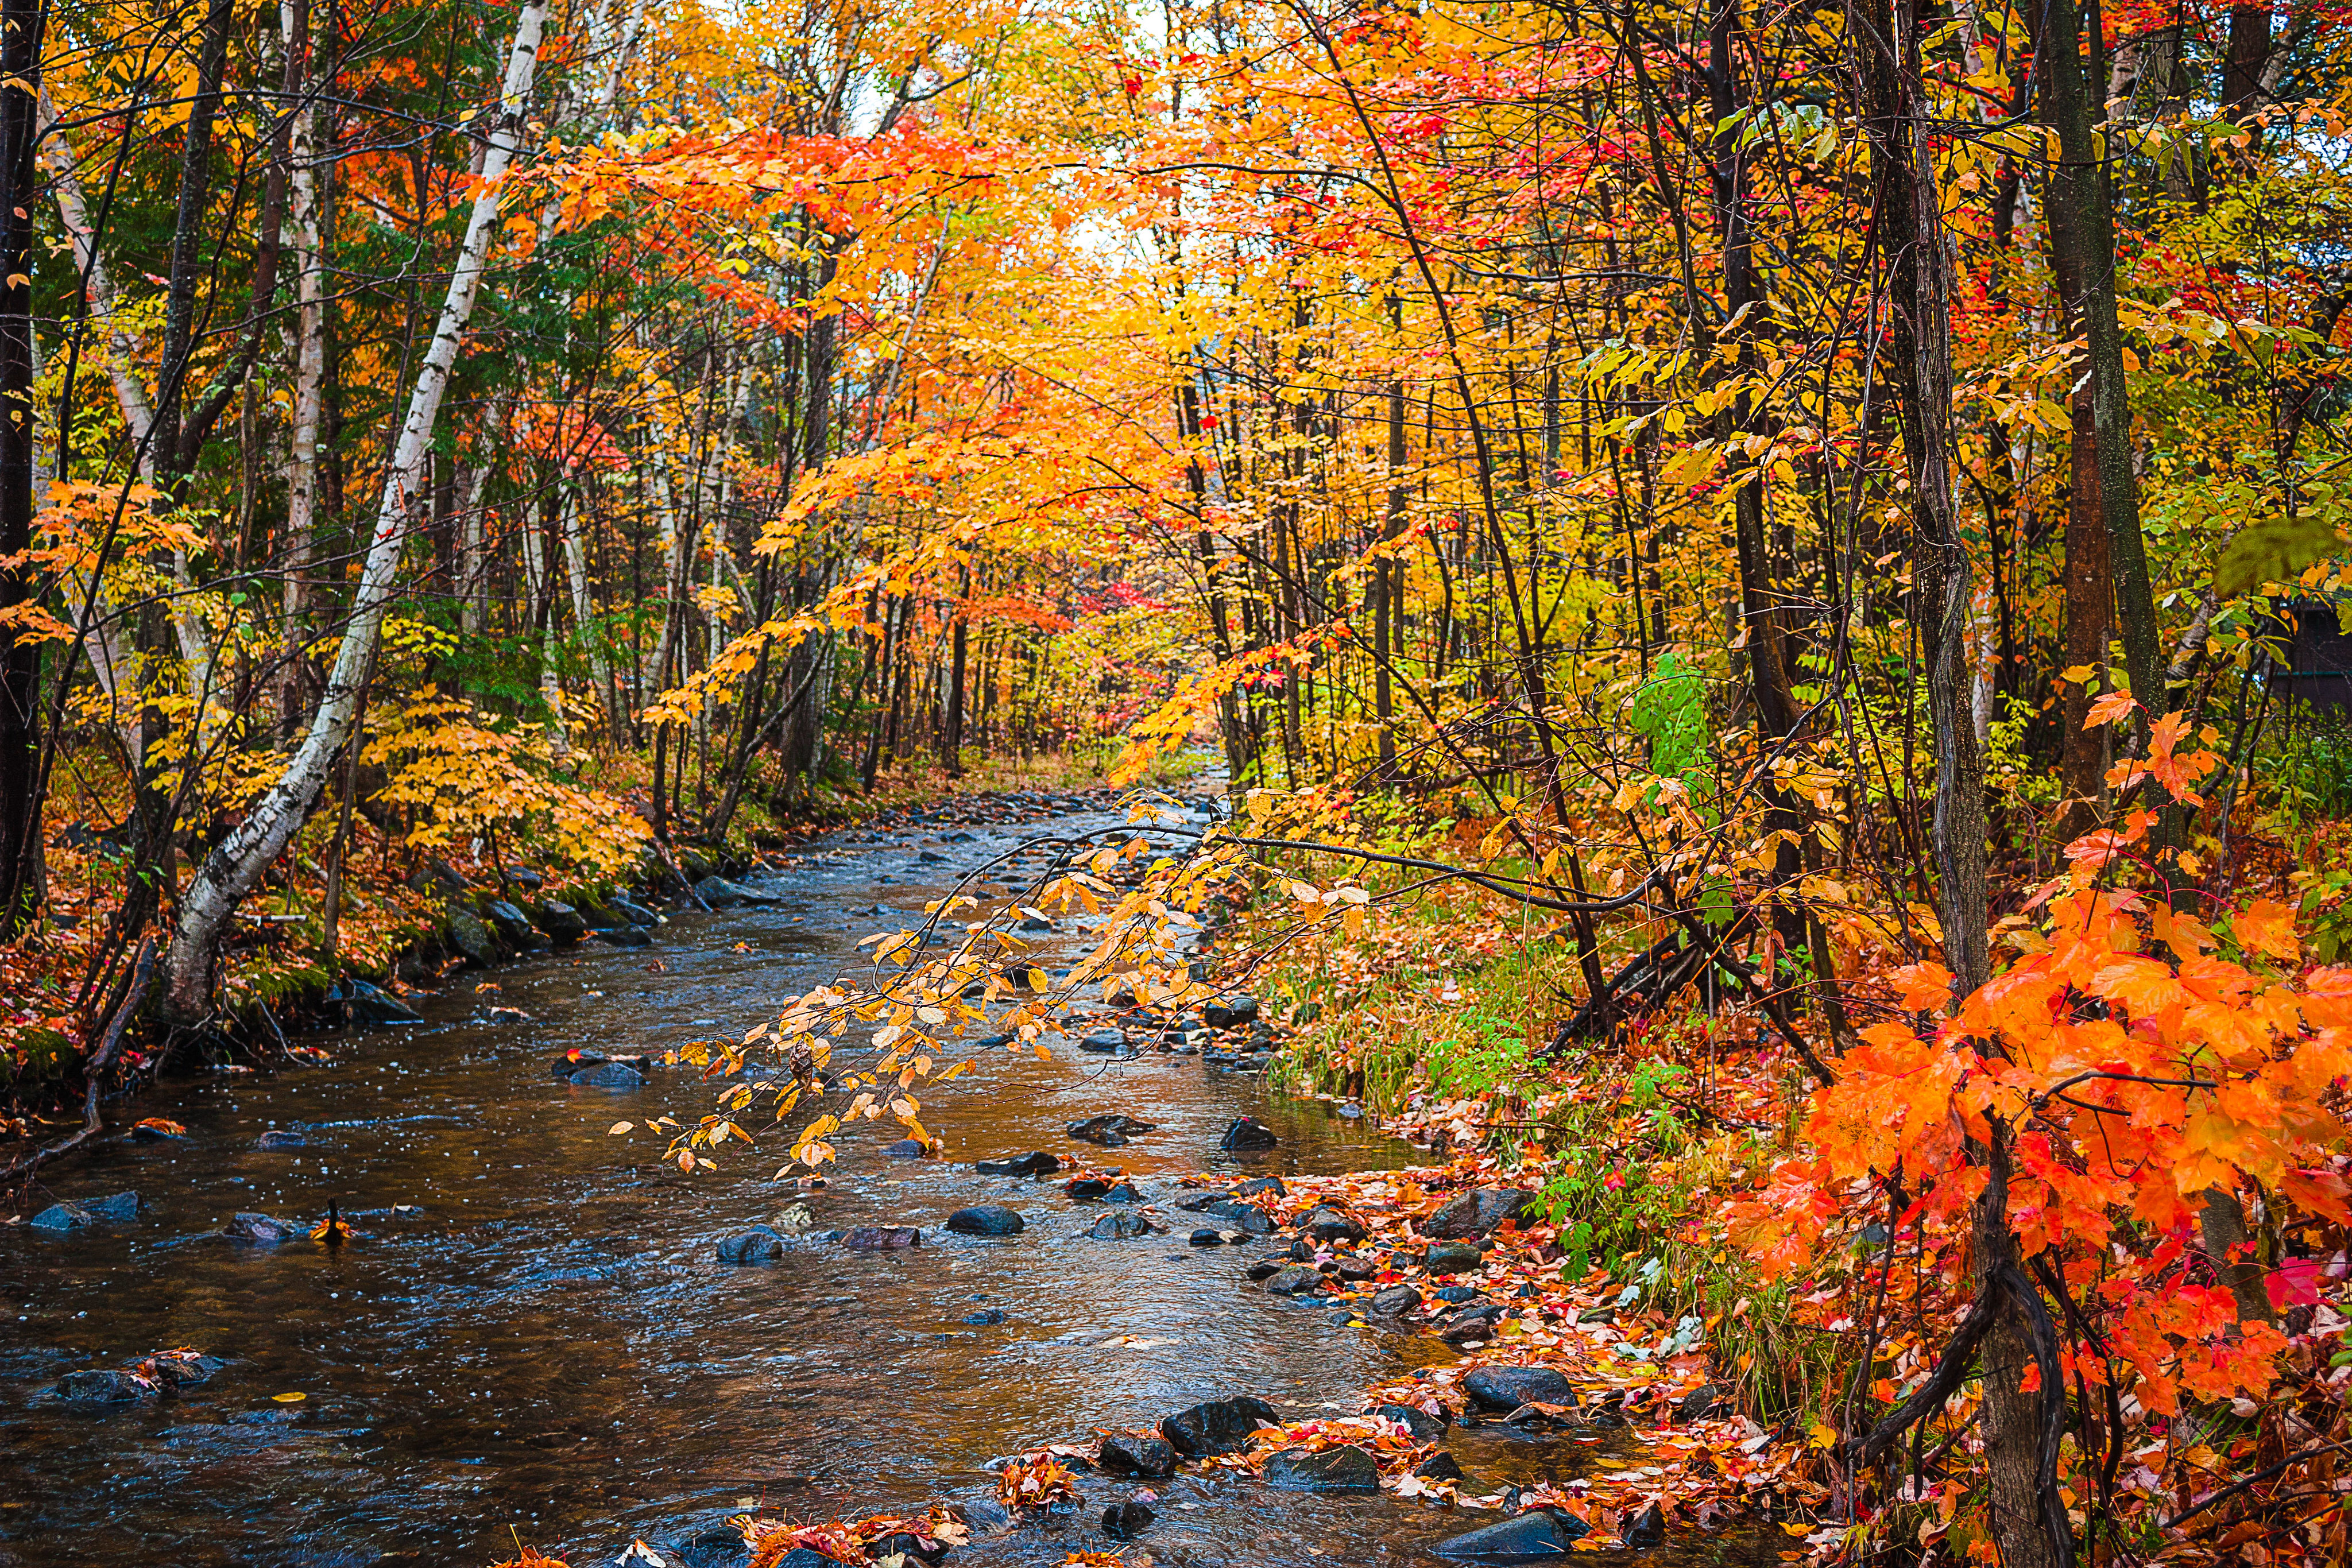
<box><xmin>0</xmin><ymin>796</ymin><xmax>1769</xmax><ymax>1568</ymax></box>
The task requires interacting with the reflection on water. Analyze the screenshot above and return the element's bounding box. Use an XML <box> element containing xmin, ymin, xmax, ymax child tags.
<box><xmin>0</xmin><ymin>804</ymin><xmax>1766</xmax><ymax>1567</ymax></box>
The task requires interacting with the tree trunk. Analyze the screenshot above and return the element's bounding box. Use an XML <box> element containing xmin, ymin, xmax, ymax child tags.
<box><xmin>281</xmin><ymin>0</ymin><xmax>326</xmax><ymax>727</ymax></box>
<box><xmin>166</xmin><ymin>0</ymin><xmax>551</xmax><ymax>1021</ymax></box>
<box><xmin>2056</xmin><ymin>390</ymin><xmax>2110</xmax><ymax>839</ymax></box>
<box><xmin>0</xmin><ymin>0</ymin><xmax>42</xmax><ymax>934</ymax></box>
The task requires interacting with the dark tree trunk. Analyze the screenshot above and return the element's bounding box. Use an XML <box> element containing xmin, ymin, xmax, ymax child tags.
<box><xmin>0</xmin><ymin>0</ymin><xmax>43</xmax><ymax>933</ymax></box>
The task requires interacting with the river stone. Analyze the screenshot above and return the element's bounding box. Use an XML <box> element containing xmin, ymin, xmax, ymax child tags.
<box><xmin>946</xmin><ymin>1205</ymin><xmax>1024</xmax><ymax>1237</ymax></box>
<box><xmin>146</xmin><ymin>1351</ymin><xmax>225</xmax><ymax>1389</ymax></box>
<box><xmin>337</xmin><ymin>978</ymin><xmax>422</xmax><ymax>1024</ymax></box>
<box><xmin>1159</xmin><ymin>1394</ymin><xmax>1280</xmax><ymax>1456</ymax></box>
<box><xmin>1415</xmin><ymin>1451</ymin><xmax>1467</xmax><ymax>1482</ymax></box>
<box><xmin>1102</xmin><ymin>1499</ymin><xmax>1155</xmax><ymax>1540</ymax></box>
<box><xmin>598</xmin><ymin>926</ymin><xmax>654</xmax><ymax>947</ymax></box>
<box><xmin>223</xmin><ymin>1212</ymin><xmax>302</xmax><ymax>1243</ymax></box>
<box><xmin>609</xmin><ymin>896</ymin><xmax>661</xmax><ymax>927</ymax></box>
<box><xmin>485</xmin><ymin>900</ymin><xmax>540</xmax><ymax>947</ymax></box>
<box><xmin>880</xmin><ymin>1139</ymin><xmax>929</xmax><ymax>1158</ymax></box>
<box><xmin>1263</xmin><ymin>1265</ymin><xmax>1321</xmax><ymax>1296</ymax></box>
<box><xmin>672</xmin><ymin>1524</ymin><xmax>753</xmax><ymax>1568</ymax></box>
<box><xmin>1089</xmin><ymin>1211</ymin><xmax>1158</xmax><ymax>1240</ymax></box>
<box><xmin>253</xmin><ymin>1126</ymin><xmax>308</xmax><ymax>1150</ymax></box>
<box><xmin>1426</xmin><ymin>1187</ymin><xmax>1541</xmax><ymax>1240</ymax></box>
<box><xmin>1298</xmin><ymin>1205</ymin><xmax>1366</xmax><ymax>1244</ymax></box>
<box><xmin>1066</xmin><ymin>1178</ymin><xmax>1113</xmax><ymax>1199</ymax></box>
<box><xmin>532</xmin><ymin>900</ymin><xmax>589</xmax><ymax>944</ymax></box>
<box><xmin>1464</xmin><ymin>1366</ymin><xmax>1578</xmax><ymax>1412</ymax></box>
<box><xmin>1678</xmin><ymin>1382</ymin><xmax>1729</xmax><ymax>1420</ymax></box>
<box><xmin>1219</xmin><ymin>1116</ymin><xmax>1277</xmax><ymax>1151</ymax></box>
<box><xmin>1624</xmin><ymin>1501</ymin><xmax>1666</xmax><ymax>1548</ymax></box>
<box><xmin>446</xmin><ymin>905</ymin><xmax>498</xmax><ymax>966</ymax></box>
<box><xmin>1265</xmin><ymin>1445</ymin><xmax>1379</xmax><ymax>1491</ymax></box>
<box><xmin>570</xmin><ymin>1061</ymin><xmax>646</xmax><ymax>1089</ymax></box>
<box><xmin>1423</xmin><ymin>1241</ymin><xmax>1486</xmax><ymax>1275</ymax></box>
<box><xmin>1432</xmin><ymin>1509</ymin><xmax>1591</xmax><ymax>1559</ymax></box>
<box><xmin>1187</xmin><ymin>1228</ymin><xmax>1227</xmax><ymax>1246</ymax></box>
<box><xmin>1441</xmin><ymin>1305</ymin><xmax>1506</xmax><ymax>1345</ymax></box>
<box><xmin>843</xmin><ymin>1226</ymin><xmax>922</xmax><ymax>1249</ymax></box>
<box><xmin>1078</xmin><ymin>1028</ymin><xmax>1128</xmax><ymax>1052</ymax></box>
<box><xmin>694</xmin><ymin>876</ymin><xmax>780</xmax><ymax>908</ymax></box>
<box><xmin>1203</xmin><ymin>996</ymin><xmax>1259</xmax><ymax>1029</ymax></box>
<box><xmin>963</xmin><ymin>1308</ymin><xmax>1008</xmax><ymax>1325</ymax></box>
<box><xmin>1232</xmin><ymin>1175</ymin><xmax>1287</xmax><ymax>1199</ymax></box>
<box><xmin>1099</xmin><ymin>1432</ymin><xmax>1177</xmax><ymax>1476</ymax></box>
<box><xmin>1102</xmin><ymin>1182</ymin><xmax>1146</xmax><ymax>1203</ymax></box>
<box><xmin>56</xmin><ymin>1368</ymin><xmax>148</xmax><ymax>1403</ymax></box>
<box><xmin>976</xmin><ymin>1152</ymin><xmax>1059</xmax><ymax>1177</ymax></box>
<box><xmin>1203</xmin><ymin>1199</ymin><xmax>1272</xmax><ymax>1234</ymax></box>
<box><xmin>763</xmin><ymin>1552</ymin><xmax>839</xmax><ymax>1568</ymax></box>
<box><xmin>1378</xmin><ymin>1403</ymin><xmax>1449</xmax><ymax>1441</ymax></box>
<box><xmin>1068</xmin><ymin>1114</ymin><xmax>1155</xmax><ymax>1145</ymax></box>
<box><xmin>1368</xmin><ymin>1284</ymin><xmax>1422</xmax><ymax>1316</ymax></box>
<box><xmin>716</xmin><ymin>1226</ymin><xmax>785</xmax><ymax>1264</ymax></box>
<box><xmin>29</xmin><ymin>1191</ymin><xmax>142</xmax><ymax>1232</ymax></box>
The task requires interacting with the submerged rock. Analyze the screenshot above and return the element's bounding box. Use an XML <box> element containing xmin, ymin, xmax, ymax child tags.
<box><xmin>975</xmin><ymin>1152</ymin><xmax>1059</xmax><ymax>1178</ymax></box>
<box><xmin>962</xmin><ymin>1308</ymin><xmax>1008</xmax><ymax>1325</ymax></box>
<box><xmin>597</xmin><ymin>926</ymin><xmax>655</xmax><ymax>947</ymax></box>
<box><xmin>1264</xmin><ymin>1445</ymin><xmax>1379</xmax><ymax>1491</ymax></box>
<box><xmin>945</xmin><ymin>1205</ymin><xmax>1025</xmax><ymax>1237</ymax></box>
<box><xmin>223</xmin><ymin>1212</ymin><xmax>303</xmax><ymax>1244</ymax></box>
<box><xmin>1089</xmin><ymin>1211</ymin><xmax>1158</xmax><ymax>1240</ymax></box>
<box><xmin>253</xmin><ymin>1127</ymin><xmax>308</xmax><ymax>1150</ymax></box>
<box><xmin>570</xmin><ymin>1061</ymin><xmax>646</xmax><ymax>1089</ymax></box>
<box><xmin>1102</xmin><ymin>1500</ymin><xmax>1156</xmax><ymax>1540</ymax></box>
<box><xmin>695</xmin><ymin>876</ymin><xmax>781</xmax><ymax>908</ymax></box>
<box><xmin>336</xmin><ymin>978</ymin><xmax>423</xmax><ymax>1025</ymax></box>
<box><xmin>1415</xmin><ymin>1451</ymin><xmax>1467</xmax><ymax>1482</ymax></box>
<box><xmin>1432</xmin><ymin>1510</ymin><xmax>1591</xmax><ymax>1559</ymax></box>
<box><xmin>1159</xmin><ymin>1394</ymin><xmax>1279</xmax><ymax>1456</ymax></box>
<box><xmin>1463</xmin><ymin>1365</ymin><xmax>1577</xmax><ymax>1412</ymax></box>
<box><xmin>1262</xmin><ymin>1265</ymin><xmax>1322</xmax><ymax>1296</ymax></box>
<box><xmin>842</xmin><ymin>1226</ymin><xmax>922</xmax><ymax>1250</ymax></box>
<box><xmin>716</xmin><ymin>1226</ymin><xmax>786</xmax><ymax>1264</ymax></box>
<box><xmin>1098</xmin><ymin>1431</ymin><xmax>1177</xmax><ymax>1477</ymax></box>
<box><xmin>1067</xmin><ymin>1113</ymin><xmax>1156</xmax><ymax>1145</ymax></box>
<box><xmin>1624</xmin><ymin>1501</ymin><xmax>1666</xmax><ymax>1549</ymax></box>
<box><xmin>29</xmin><ymin>1191</ymin><xmax>143</xmax><ymax>1231</ymax></box>
<box><xmin>879</xmin><ymin>1139</ymin><xmax>929</xmax><ymax>1159</ymax></box>
<box><xmin>55</xmin><ymin>1368</ymin><xmax>149</xmax><ymax>1403</ymax></box>
<box><xmin>1218</xmin><ymin>1116</ymin><xmax>1278</xmax><ymax>1151</ymax></box>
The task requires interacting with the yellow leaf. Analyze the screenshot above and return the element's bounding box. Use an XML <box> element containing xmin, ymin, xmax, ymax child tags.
<box><xmin>608</xmin><ymin>1120</ymin><xmax>633</xmax><ymax>1135</ymax></box>
<box><xmin>273</xmin><ymin>1392</ymin><xmax>307</xmax><ymax>1403</ymax></box>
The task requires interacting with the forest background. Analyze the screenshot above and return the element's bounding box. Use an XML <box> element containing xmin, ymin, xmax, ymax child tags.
<box><xmin>2</xmin><ymin>0</ymin><xmax>2352</xmax><ymax>1558</ymax></box>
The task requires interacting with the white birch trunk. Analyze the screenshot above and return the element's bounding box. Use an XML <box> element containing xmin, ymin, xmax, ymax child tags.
<box><xmin>560</xmin><ymin>479</ymin><xmax>610</xmax><ymax>734</ymax></box>
<box><xmin>281</xmin><ymin>0</ymin><xmax>326</xmax><ymax>710</ymax></box>
<box><xmin>167</xmin><ymin>0</ymin><xmax>550</xmax><ymax>1018</ymax></box>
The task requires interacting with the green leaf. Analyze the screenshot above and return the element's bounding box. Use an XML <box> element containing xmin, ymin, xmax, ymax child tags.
<box><xmin>2214</xmin><ymin>515</ymin><xmax>2347</xmax><ymax>599</ymax></box>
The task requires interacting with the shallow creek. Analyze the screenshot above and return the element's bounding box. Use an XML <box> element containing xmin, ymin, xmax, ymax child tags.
<box><xmin>0</xmin><ymin>799</ymin><xmax>1769</xmax><ymax>1568</ymax></box>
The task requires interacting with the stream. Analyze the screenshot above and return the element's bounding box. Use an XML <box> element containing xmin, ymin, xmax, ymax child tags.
<box><xmin>0</xmin><ymin>794</ymin><xmax>1769</xmax><ymax>1568</ymax></box>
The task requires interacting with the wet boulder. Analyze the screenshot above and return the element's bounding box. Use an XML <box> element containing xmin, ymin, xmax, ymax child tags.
<box><xmin>1432</xmin><ymin>1510</ymin><xmax>1591</xmax><ymax>1559</ymax></box>
<box><xmin>1423</xmin><ymin>1241</ymin><xmax>1486</xmax><ymax>1275</ymax></box>
<box><xmin>763</xmin><ymin>1552</ymin><xmax>837</xmax><ymax>1568</ymax></box>
<box><xmin>143</xmin><ymin>1350</ymin><xmax>224</xmax><ymax>1389</ymax></box>
<box><xmin>1089</xmin><ymin>1212</ymin><xmax>1158</xmax><ymax>1240</ymax></box>
<box><xmin>1218</xmin><ymin>1117</ymin><xmax>1278</xmax><ymax>1151</ymax></box>
<box><xmin>1376</xmin><ymin>1403</ymin><xmax>1449</xmax><ymax>1441</ymax></box>
<box><xmin>1102</xmin><ymin>1500</ymin><xmax>1156</xmax><ymax>1540</ymax></box>
<box><xmin>1203</xmin><ymin>996</ymin><xmax>1259</xmax><ymax>1029</ymax></box>
<box><xmin>1368</xmin><ymin>1284</ymin><xmax>1422</xmax><ymax>1317</ymax></box>
<box><xmin>598</xmin><ymin>927</ymin><xmax>654</xmax><ymax>948</ymax></box>
<box><xmin>223</xmin><ymin>1212</ymin><xmax>303</xmax><ymax>1244</ymax></box>
<box><xmin>1077</xmin><ymin>1028</ymin><xmax>1129</xmax><ymax>1053</ymax></box>
<box><xmin>1098</xmin><ymin>1431</ymin><xmax>1177</xmax><ymax>1477</ymax></box>
<box><xmin>1677</xmin><ymin>1383</ymin><xmax>1730</xmax><ymax>1422</ymax></box>
<box><xmin>485</xmin><ymin>900</ymin><xmax>541</xmax><ymax>948</ymax></box>
<box><xmin>1440</xmin><ymin>1305</ymin><xmax>1506</xmax><ymax>1346</ymax></box>
<box><xmin>975</xmin><ymin>1152</ymin><xmax>1059</xmax><ymax>1178</ymax></box>
<box><xmin>1464</xmin><ymin>1365</ymin><xmax>1577</xmax><ymax>1412</ymax></box>
<box><xmin>253</xmin><ymin>1126</ymin><xmax>308</xmax><ymax>1151</ymax></box>
<box><xmin>1414</xmin><ymin>1451</ymin><xmax>1467</xmax><ymax>1482</ymax></box>
<box><xmin>865</xmin><ymin>1532</ymin><xmax>947</xmax><ymax>1565</ymax></box>
<box><xmin>695</xmin><ymin>876</ymin><xmax>781</xmax><ymax>908</ymax></box>
<box><xmin>1067</xmin><ymin>1114</ymin><xmax>1156</xmax><ymax>1146</ymax></box>
<box><xmin>531</xmin><ymin>900</ymin><xmax>589</xmax><ymax>945</ymax></box>
<box><xmin>1202</xmin><ymin>1199</ymin><xmax>1272</xmax><ymax>1234</ymax></box>
<box><xmin>1159</xmin><ymin>1394</ymin><xmax>1281</xmax><ymax>1457</ymax></box>
<box><xmin>672</xmin><ymin>1524</ymin><xmax>753</xmax><ymax>1568</ymax></box>
<box><xmin>1263</xmin><ymin>1265</ymin><xmax>1322</xmax><ymax>1296</ymax></box>
<box><xmin>963</xmin><ymin>1308</ymin><xmax>1008</xmax><ymax>1325</ymax></box>
<box><xmin>1624</xmin><ymin>1502</ymin><xmax>1666</xmax><ymax>1549</ymax></box>
<box><xmin>609</xmin><ymin>896</ymin><xmax>661</xmax><ymax>928</ymax></box>
<box><xmin>1298</xmin><ymin>1205</ymin><xmax>1366</xmax><ymax>1244</ymax></box>
<box><xmin>842</xmin><ymin>1226</ymin><xmax>923</xmax><ymax>1250</ymax></box>
<box><xmin>1102</xmin><ymin>1182</ymin><xmax>1146</xmax><ymax>1203</ymax></box>
<box><xmin>55</xmin><ymin>1368</ymin><xmax>150</xmax><ymax>1403</ymax></box>
<box><xmin>1065</xmin><ymin>1177</ymin><xmax>1113</xmax><ymax>1200</ymax></box>
<box><xmin>1187</xmin><ymin>1228</ymin><xmax>1228</xmax><ymax>1247</ymax></box>
<box><xmin>1264</xmin><ymin>1445</ymin><xmax>1379</xmax><ymax>1491</ymax></box>
<box><xmin>880</xmin><ymin>1139</ymin><xmax>929</xmax><ymax>1159</ymax></box>
<box><xmin>570</xmin><ymin>1061</ymin><xmax>647</xmax><ymax>1089</ymax></box>
<box><xmin>28</xmin><ymin>1191</ymin><xmax>143</xmax><ymax>1231</ymax></box>
<box><xmin>1426</xmin><ymin>1187</ymin><xmax>1541</xmax><ymax>1240</ymax></box>
<box><xmin>946</xmin><ymin>1205</ymin><xmax>1025</xmax><ymax>1237</ymax></box>
<box><xmin>716</xmin><ymin>1226</ymin><xmax>786</xmax><ymax>1264</ymax></box>
<box><xmin>335</xmin><ymin>978</ymin><xmax>422</xmax><ymax>1025</ymax></box>
<box><xmin>1232</xmin><ymin>1175</ymin><xmax>1287</xmax><ymax>1199</ymax></box>
<box><xmin>444</xmin><ymin>905</ymin><xmax>499</xmax><ymax>966</ymax></box>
